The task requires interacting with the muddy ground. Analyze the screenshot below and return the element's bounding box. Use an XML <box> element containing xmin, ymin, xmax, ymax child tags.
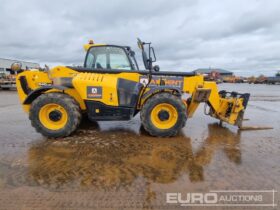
<box><xmin>0</xmin><ymin>84</ymin><xmax>279</xmax><ymax>210</ymax></box>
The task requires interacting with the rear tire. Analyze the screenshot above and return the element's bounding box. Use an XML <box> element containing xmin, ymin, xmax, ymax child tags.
<box><xmin>29</xmin><ymin>93</ymin><xmax>82</xmax><ymax>138</ymax></box>
<box><xmin>141</xmin><ymin>92</ymin><xmax>187</xmax><ymax>137</ymax></box>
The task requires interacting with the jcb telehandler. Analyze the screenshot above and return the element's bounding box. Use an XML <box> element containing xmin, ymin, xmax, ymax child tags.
<box><xmin>12</xmin><ymin>38</ymin><xmax>250</xmax><ymax>137</ymax></box>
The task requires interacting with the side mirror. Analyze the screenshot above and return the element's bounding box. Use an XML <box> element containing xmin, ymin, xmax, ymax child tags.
<box><xmin>151</xmin><ymin>47</ymin><xmax>156</xmax><ymax>62</ymax></box>
<box><xmin>153</xmin><ymin>65</ymin><xmax>160</xmax><ymax>72</ymax></box>
<box><xmin>137</xmin><ymin>38</ymin><xmax>144</xmax><ymax>50</ymax></box>
<box><xmin>11</xmin><ymin>62</ymin><xmax>22</xmax><ymax>72</ymax></box>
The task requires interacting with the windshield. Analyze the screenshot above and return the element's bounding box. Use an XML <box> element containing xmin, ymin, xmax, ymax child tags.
<box><xmin>85</xmin><ymin>46</ymin><xmax>133</xmax><ymax>70</ymax></box>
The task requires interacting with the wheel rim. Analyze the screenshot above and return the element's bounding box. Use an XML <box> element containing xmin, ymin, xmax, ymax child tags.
<box><xmin>150</xmin><ymin>103</ymin><xmax>178</xmax><ymax>129</ymax></box>
<box><xmin>39</xmin><ymin>103</ymin><xmax>68</xmax><ymax>130</ymax></box>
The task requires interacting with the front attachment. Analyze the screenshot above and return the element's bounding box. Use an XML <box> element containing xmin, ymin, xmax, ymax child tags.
<box><xmin>207</xmin><ymin>91</ymin><xmax>250</xmax><ymax>127</ymax></box>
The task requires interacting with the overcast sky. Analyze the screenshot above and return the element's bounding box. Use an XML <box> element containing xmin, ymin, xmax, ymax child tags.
<box><xmin>1</xmin><ymin>0</ymin><xmax>280</xmax><ymax>76</ymax></box>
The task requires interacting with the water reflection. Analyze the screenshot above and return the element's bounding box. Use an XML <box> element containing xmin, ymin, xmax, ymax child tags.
<box><xmin>27</xmin><ymin>122</ymin><xmax>241</xmax><ymax>190</ymax></box>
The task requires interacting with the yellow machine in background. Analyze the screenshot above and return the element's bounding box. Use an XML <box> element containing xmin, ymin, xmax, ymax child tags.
<box><xmin>13</xmin><ymin>38</ymin><xmax>250</xmax><ymax>138</ymax></box>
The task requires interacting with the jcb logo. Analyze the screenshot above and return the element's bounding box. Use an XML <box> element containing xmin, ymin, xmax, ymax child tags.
<box><xmin>91</xmin><ymin>88</ymin><xmax>98</xmax><ymax>94</ymax></box>
<box><xmin>87</xmin><ymin>86</ymin><xmax>102</xmax><ymax>98</ymax></box>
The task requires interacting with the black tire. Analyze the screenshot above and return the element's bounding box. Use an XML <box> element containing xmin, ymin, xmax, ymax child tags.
<box><xmin>140</xmin><ymin>92</ymin><xmax>187</xmax><ymax>137</ymax></box>
<box><xmin>29</xmin><ymin>93</ymin><xmax>82</xmax><ymax>138</ymax></box>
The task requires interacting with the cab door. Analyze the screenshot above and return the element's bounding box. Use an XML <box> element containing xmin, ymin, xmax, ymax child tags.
<box><xmin>74</xmin><ymin>46</ymin><xmax>143</xmax><ymax>120</ymax></box>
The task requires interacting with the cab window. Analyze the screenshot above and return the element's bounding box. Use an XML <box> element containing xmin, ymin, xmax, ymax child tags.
<box><xmin>85</xmin><ymin>46</ymin><xmax>133</xmax><ymax>70</ymax></box>
<box><xmin>109</xmin><ymin>47</ymin><xmax>131</xmax><ymax>70</ymax></box>
<box><xmin>95</xmin><ymin>53</ymin><xmax>106</xmax><ymax>69</ymax></box>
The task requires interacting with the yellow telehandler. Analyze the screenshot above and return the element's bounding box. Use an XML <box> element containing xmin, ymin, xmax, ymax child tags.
<box><xmin>12</xmin><ymin>38</ymin><xmax>250</xmax><ymax>137</ymax></box>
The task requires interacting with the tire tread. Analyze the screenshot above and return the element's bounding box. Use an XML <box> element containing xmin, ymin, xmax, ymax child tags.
<box><xmin>29</xmin><ymin>93</ymin><xmax>82</xmax><ymax>138</ymax></box>
<box><xmin>140</xmin><ymin>92</ymin><xmax>187</xmax><ymax>137</ymax></box>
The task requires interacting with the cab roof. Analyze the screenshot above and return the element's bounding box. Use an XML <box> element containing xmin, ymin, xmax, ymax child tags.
<box><xmin>83</xmin><ymin>40</ymin><xmax>130</xmax><ymax>51</ymax></box>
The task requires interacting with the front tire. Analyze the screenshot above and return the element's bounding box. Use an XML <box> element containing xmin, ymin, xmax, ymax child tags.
<box><xmin>29</xmin><ymin>93</ymin><xmax>82</xmax><ymax>138</ymax></box>
<box><xmin>141</xmin><ymin>92</ymin><xmax>187</xmax><ymax>137</ymax></box>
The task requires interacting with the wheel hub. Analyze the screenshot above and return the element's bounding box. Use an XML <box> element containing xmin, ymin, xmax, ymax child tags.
<box><xmin>158</xmin><ymin>110</ymin><xmax>170</xmax><ymax>121</ymax></box>
<box><xmin>49</xmin><ymin>110</ymin><xmax>62</xmax><ymax>122</ymax></box>
<box><xmin>150</xmin><ymin>103</ymin><xmax>178</xmax><ymax>130</ymax></box>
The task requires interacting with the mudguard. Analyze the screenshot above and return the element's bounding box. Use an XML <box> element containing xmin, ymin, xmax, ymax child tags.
<box><xmin>141</xmin><ymin>86</ymin><xmax>182</xmax><ymax>103</ymax></box>
<box><xmin>23</xmin><ymin>85</ymin><xmax>67</xmax><ymax>104</ymax></box>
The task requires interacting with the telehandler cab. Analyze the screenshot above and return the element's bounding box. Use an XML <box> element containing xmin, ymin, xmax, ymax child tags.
<box><xmin>12</xmin><ymin>38</ymin><xmax>250</xmax><ymax>137</ymax></box>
